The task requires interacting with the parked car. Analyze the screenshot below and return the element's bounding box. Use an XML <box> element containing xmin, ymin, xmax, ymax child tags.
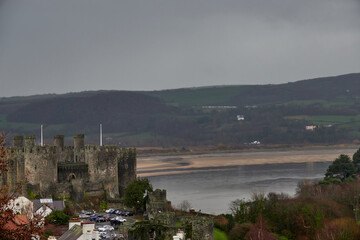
<box><xmin>90</xmin><ymin>214</ymin><xmax>99</xmax><ymax>221</ymax></box>
<box><xmin>103</xmin><ymin>225</ymin><xmax>114</xmax><ymax>231</ymax></box>
<box><xmin>79</xmin><ymin>214</ymin><xmax>89</xmax><ymax>219</ymax></box>
<box><xmin>103</xmin><ymin>214</ymin><xmax>111</xmax><ymax>221</ymax></box>
<box><xmin>123</xmin><ymin>211</ymin><xmax>134</xmax><ymax>216</ymax></box>
<box><xmin>105</xmin><ymin>208</ymin><xmax>113</xmax><ymax>213</ymax></box>
<box><xmin>99</xmin><ymin>232</ymin><xmax>110</xmax><ymax>239</ymax></box>
<box><xmin>110</xmin><ymin>216</ymin><xmax>126</xmax><ymax>226</ymax></box>
<box><xmin>97</xmin><ymin>225</ymin><xmax>114</xmax><ymax>232</ymax></box>
<box><xmin>114</xmin><ymin>209</ymin><xmax>123</xmax><ymax>215</ymax></box>
<box><xmin>96</xmin><ymin>215</ymin><xmax>106</xmax><ymax>222</ymax></box>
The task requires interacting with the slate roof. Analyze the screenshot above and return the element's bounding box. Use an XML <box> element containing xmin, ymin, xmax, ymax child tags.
<box><xmin>58</xmin><ymin>224</ymin><xmax>83</xmax><ymax>240</ymax></box>
<box><xmin>32</xmin><ymin>199</ymin><xmax>65</xmax><ymax>212</ymax></box>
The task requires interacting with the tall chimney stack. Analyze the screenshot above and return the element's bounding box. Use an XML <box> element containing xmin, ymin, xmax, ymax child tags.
<box><xmin>100</xmin><ymin>124</ymin><xmax>103</xmax><ymax>146</ymax></box>
<box><xmin>40</xmin><ymin>125</ymin><xmax>44</xmax><ymax>146</ymax></box>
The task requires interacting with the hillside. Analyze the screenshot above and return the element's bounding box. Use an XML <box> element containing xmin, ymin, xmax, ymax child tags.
<box><xmin>1</xmin><ymin>73</ymin><xmax>360</xmax><ymax>147</ymax></box>
<box><xmin>150</xmin><ymin>73</ymin><xmax>360</xmax><ymax>106</ymax></box>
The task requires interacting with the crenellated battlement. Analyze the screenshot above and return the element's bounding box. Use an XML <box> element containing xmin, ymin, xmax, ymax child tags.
<box><xmin>25</xmin><ymin>146</ymin><xmax>57</xmax><ymax>154</ymax></box>
<box><xmin>85</xmin><ymin>145</ymin><xmax>121</xmax><ymax>152</ymax></box>
<box><xmin>7</xmin><ymin>147</ymin><xmax>25</xmax><ymax>154</ymax></box>
<box><xmin>2</xmin><ymin>133</ymin><xmax>137</xmax><ymax>200</ymax></box>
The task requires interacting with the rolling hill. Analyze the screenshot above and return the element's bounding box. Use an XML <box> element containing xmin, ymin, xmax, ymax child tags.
<box><xmin>1</xmin><ymin>73</ymin><xmax>359</xmax><ymax>147</ymax></box>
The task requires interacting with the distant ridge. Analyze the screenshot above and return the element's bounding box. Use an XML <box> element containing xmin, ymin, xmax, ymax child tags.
<box><xmin>1</xmin><ymin>72</ymin><xmax>359</xmax><ymax>146</ymax></box>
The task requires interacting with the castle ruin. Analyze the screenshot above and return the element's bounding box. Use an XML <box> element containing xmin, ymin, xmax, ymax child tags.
<box><xmin>0</xmin><ymin>134</ymin><xmax>136</xmax><ymax>201</ymax></box>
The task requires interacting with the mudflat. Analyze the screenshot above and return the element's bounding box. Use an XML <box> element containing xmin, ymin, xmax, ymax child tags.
<box><xmin>137</xmin><ymin>148</ymin><xmax>357</xmax><ymax>177</ymax></box>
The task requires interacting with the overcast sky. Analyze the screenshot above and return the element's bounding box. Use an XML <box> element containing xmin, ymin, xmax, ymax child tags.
<box><xmin>0</xmin><ymin>0</ymin><xmax>359</xmax><ymax>97</ymax></box>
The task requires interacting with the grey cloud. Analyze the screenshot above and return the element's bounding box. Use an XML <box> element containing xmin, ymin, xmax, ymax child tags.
<box><xmin>0</xmin><ymin>0</ymin><xmax>359</xmax><ymax>97</ymax></box>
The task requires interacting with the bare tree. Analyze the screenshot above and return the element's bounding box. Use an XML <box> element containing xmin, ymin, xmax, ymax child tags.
<box><xmin>177</xmin><ymin>200</ymin><xmax>192</xmax><ymax>212</ymax></box>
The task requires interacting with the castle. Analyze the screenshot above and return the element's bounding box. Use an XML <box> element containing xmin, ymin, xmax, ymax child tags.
<box><xmin>0</xmin><ymin>134</ymin><xmax>136</xmax><ymax>201</ymax></box>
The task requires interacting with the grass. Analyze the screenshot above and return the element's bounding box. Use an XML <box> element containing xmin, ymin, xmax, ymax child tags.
<box><xmin>285</xmin><ymin>115</ymin><xmax>360</xmax><ymax>126</ymax></box>
<box><xmin>280</xmin><ymin>96</ymin><xmax>358</xmax><ymax>108</ymax></box>
<box><xmin>214</xmin><ymin>228</ymin><xmax>228</xmax><ymax>240</ymax></box>
<box><xmin>309</xmin><ymin>115</ymin><xmax>360</xmax><ymax>125</ymax></box>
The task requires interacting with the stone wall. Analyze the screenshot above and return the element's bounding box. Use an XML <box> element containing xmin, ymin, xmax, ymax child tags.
<box><xmin>146</xmin><ymin>189</ymin><xmax>169</xmax><ymax>220</ymax></box>
<box><xmin>24</xmin><ymin>146</ymin><xmax>58</xmax><ymax>197</ymax></box>
<box><xmin>55</xmin><ymin>146</ymin><xmax>74</xmax><ymax>163</ymax></box>
<box><xmin>57</xmin><ymin>162</ymin><xmax>89</xmax><ymax>183</ymax></box>
<box><xmin>118</xmin><ymin>148</ymin><xmax>136</xmax><ymax>196</ymax></box>
<box><xmin>128</xmin><ymin>221</ymin><xmax>178</xmax><ymax>240</ymax></box>
<box><xmin>1</xmin><ymin>134</ymin><xmax>137</xmax><ymax>201</ymax></box>
<box><xmin>85</xmin><ymin>145</ymin><xmax>120</xmax><ymax>198</ymax></box>
<box><xmin>180</xmin><ymin>216</ymin><xmax>214</xmax><ymax>240</ymax></box>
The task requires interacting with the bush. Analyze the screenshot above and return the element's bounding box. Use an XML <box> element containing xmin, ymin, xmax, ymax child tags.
<box><xmin>316</xmin><ymin>218</ymin><xmax>360</xmax><ymax>240</ymax></box>
<box><xmin>99</xmin><ymin>200</ymin><xmax>108</xmax><ymax>211</ymax></box>
<box><xmin>228</xmin><ymin>223</ymin><xmax>252</xmax><ymax>240</ymax></box>
<box><xmin>124</xmin><ymin>178</ymin><xmax>153</xmax><ymax>212</ymax></box>
<box><xmin>46</xmin><ymin>210</ymin><xmax>69</xmax><ymax>225</ymax></box>
<box><xmin>43</xmin><ymin>230</ymin><xmax>54</xmax><ymax>239</ymax></box>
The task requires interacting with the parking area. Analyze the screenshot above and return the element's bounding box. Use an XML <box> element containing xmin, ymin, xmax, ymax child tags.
<box><xmin>79</xmin><ymin>209</ymin><xmax>137</xmax><ymax>239</ymax></box>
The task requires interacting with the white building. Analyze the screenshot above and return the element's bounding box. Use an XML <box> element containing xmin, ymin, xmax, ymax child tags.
<box><xmin>7</xmin><ymin>196</ymin><xmax>34</xmax><ymax>218</ymax></box>
<box><xmin>237</xmin><ymin>115</ymin><xmax>245</xmax><ymax>121</ymax></box>
<box><xmin>56</xmin><ymin>221</ymin><xmax>100</xmax><ymax>240</ymax></box>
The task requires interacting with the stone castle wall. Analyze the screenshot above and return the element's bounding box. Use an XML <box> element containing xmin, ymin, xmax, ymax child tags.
<box><xmin>25</xmin><ymin>146</ymin><xmax>58</xmax><ymax>195</ymax></box>
<box><xmin>2</xmin><ymin>134</ymin><xmax>136</xmax><ymax>200</ymax></box>
<box><xmin>85</xmin><ymin>145</ymin><xmax>120</xmax><ymax>198</ymax></box>
<box><xmin>118</xmin><ymin>148</ymin><xmax>137</xmax><ymax>196</ymax></box>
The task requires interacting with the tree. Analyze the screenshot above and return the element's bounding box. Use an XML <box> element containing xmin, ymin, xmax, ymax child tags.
<box><xmin>229</xmin><ymin>199</ymin><xmax>249</xmax><ymax>223</ymax></box>
<box><xmin>245</xmin><ymin>215</ymin><xmax>278</xmax><ymax>240</ymax></box>
<box><xmin>99</xmin><ymin>200</ymin><xmax>108</xmax><ymax>212</ymax></box>
<box><xmin>353</xmin><ymin>148</ymin><xmax>360</xmax><ymax>172</ymax></box>
<box><xmin>177</xmin><ymin>200</ymin><xmax>192</xmax><ymax>212</ymax></box>
<box><xmin>325</xmin><ymin>154</ymin><xmax>356</xmax><ymax>181</ymax></box>
<box><xmin>124</xmin><ymin>178</ymin><xmax>153</xmax><ymax>212</ymax></box>
<box><xmin>46</xmin><ymin>210</ymin><xmax>69</xmax><ymax>225</ymax></box>
<box><xmin>0</xmin><ymin>132</ymin><xmax>43</xmax><ymax>239</ymax></box>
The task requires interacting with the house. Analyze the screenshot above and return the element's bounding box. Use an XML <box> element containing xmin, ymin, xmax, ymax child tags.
<box><xmin>54</xmin><ymin>221</ymin><xmax>100</xmax><ymax>240</ymax></box>
<box><xmin>236</xmin><ymin>115</ymin><xmax>245</xmax><ymax>121</ymax></box>
<box><xmin>7</xmin><ymin>196</ymin><xmax>34</xmax><ymax>219</ymax></box>
<box><xmin>305</xmin><ymin>125</ymin><xmax>317</xmax><ymax>131</ymax></box>
<box><xmin>32</xmin><ymin>199</ymin><xmax>65</xmax><ymax>218</ymax></box>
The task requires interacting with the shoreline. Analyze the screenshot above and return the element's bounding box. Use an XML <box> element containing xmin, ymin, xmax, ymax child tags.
<box><xmin>137</xmin><ymin>144</ymin><xmax>359</xmax><ymax>157</ymax></box>
<box><xmin>137</xmin><ymin>147</ymin><xmax>358</xmax><ymax>177</ymax></box>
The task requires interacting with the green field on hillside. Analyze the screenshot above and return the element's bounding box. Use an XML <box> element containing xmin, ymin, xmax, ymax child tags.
<box><xmin>308</xmin><ymin>115</ymin><xmax>360</xmax><ymax>125</ymax></box>
<box><xmin>283</xmin><ymin>96</ymin><xmax>357</xmax><ymax>106</ymax></box>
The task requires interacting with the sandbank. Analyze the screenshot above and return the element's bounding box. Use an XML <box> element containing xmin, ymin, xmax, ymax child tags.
<box><xmin>137</xmin><ymin>148</ymin><xmax>357</xmax><ymax>177</ymax></box>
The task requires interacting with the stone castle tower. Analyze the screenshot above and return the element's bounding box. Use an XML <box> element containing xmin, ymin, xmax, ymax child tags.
<box><xmin>0</xmin><ymin>134</ymin><xmax>136</xmax><ymax>201</ymax></box>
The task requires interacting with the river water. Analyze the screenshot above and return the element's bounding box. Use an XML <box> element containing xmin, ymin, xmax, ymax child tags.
<box><xmin>147</xmin><ymin>160</ymin><xmax>333</xmax><ymax>215</ymax></box>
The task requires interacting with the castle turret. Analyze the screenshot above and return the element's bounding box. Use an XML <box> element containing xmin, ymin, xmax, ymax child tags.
<box><xmin>74</xmin><ymin>134</ymin><xmax>84</xmax><ymax>149</ymax></box>
<box><xmin>74</xmin><ymin>134</ymin><xmax>85</xmax><ymax>162</ymax></box>
<box><xmin>24</xmin><ymin>135</ymin><xmax>35</xmax><ymax>149</ymax></box>
<box><xmin>54</xmin><ymin>135</ymin><xmax>64</xmax><ymax>150</ymax></box>
<box><xmin>12</xmin><ymin>136</ymin><xmax>24</xmax><ymax>148</ymax></box>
